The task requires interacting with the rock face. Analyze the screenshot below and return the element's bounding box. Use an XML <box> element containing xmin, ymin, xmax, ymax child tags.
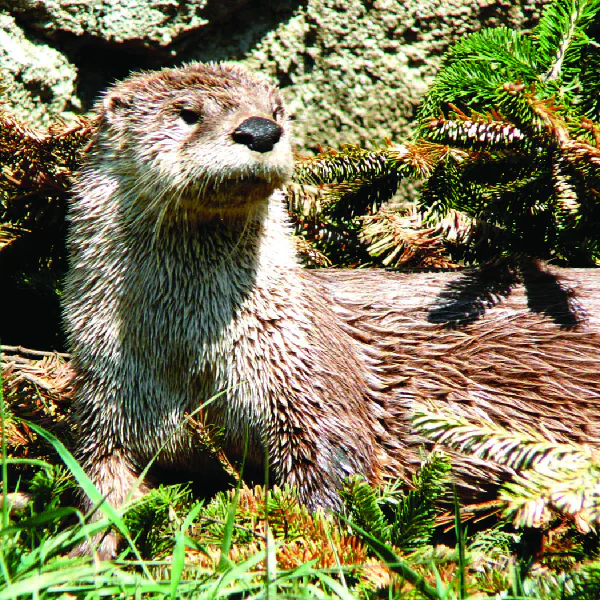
<box><xmin>0</xmin><ymin>0</ymin><xmax>547</xmax><ymax>146</ymax></box>
<box><xmin>0</xmin><ymin>12</ymin><xmax>79</xmax><ymax>126</ymax></box>
<box><xmin>2</xmin><ymin>0</ymin><xmax>239</xmax><ymax>46</ymax></box>
<box><xmin>201</xmin><ymin>0</ymin><xmax>547</xmax><ymax>151</ymax></box>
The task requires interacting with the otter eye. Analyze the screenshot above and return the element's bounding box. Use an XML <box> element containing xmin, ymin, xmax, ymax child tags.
<box><xmin>179</xmin><ymin>109</ymin><xmax>201</xmax><ymax>125</ymax></box>
<box><xmin>273</xmin><ymin>106</ymin><xmax>285</xmax><ymax>121</ymax></box>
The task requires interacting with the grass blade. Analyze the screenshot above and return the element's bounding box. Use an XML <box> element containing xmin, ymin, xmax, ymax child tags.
<box><xmin>25</xmin><ymin>422</ymin><xmax>152</xmax><ymax>576</ymax></box>
<box><xmin>170</xmin><ymin>501</ymin><xmax>205</xmax><ymax>600</ymax></box>
<box><xmin>453</xmin><ymin>487</ymin><xmax>467</xmax><ymax>600</ymax></box>
<box><xmin>342</xmin><ymin>517</ymin><xmax>441</xmax><ymax>600</ymax></box>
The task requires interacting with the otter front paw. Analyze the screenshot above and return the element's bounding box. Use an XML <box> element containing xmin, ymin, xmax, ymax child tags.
<box><xmin>69</xmin><ymin>531</ymin><xmax>120</xmax><ymax>561</ymax></box>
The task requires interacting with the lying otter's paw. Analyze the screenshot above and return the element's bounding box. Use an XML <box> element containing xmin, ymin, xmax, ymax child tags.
<box><xmin>69</xmin><ymin>531</ymin><xmax>120</xmax><ymax>561</ymax></box>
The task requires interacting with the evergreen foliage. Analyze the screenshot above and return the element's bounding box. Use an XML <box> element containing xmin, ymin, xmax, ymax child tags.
<box><xmin>293</xmin><ymin>0</ymin><xmax>600</xmax><ymax>267</ymax></box>
<box><xmin>124</xmin><ymin>483</ymin><xmax>198</xmax><ymax>558</ymax></box>
<box><xmin>413</xmin><ymin>401</ymin><xmax>600</xmax><ymax>531</ymax></box>
<box><xmin>0</xmin><ymin>114</ymin><xmax>92</xmax><ymax>271</ymax></box>
<box><xmin>1</xmin><ymin>347</ymin><xmax>73</xmax><ymax>467</ymax></box>
<box><xmin>0</xmin><ymin>114</ymin><xmax>94</xmax><ymax>348</ymax></box>
<box><xmin>290</xmin><ymin>142</ymin><xmax>463</xmax><ymax>266</ymax></box>
<box><xmin>341</xmin><ymin>452</ymin><xmax>451</xmax><ymax>552</ymax></box>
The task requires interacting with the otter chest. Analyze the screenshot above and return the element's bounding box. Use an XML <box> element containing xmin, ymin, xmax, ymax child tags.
<box><xmin>122</xmin><ymin>243</ymin><xmax>289</xmax><ymax>441</ymax></box>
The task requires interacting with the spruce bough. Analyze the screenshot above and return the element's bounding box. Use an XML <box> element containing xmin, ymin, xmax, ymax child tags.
<box><xmin>293</xmin><ymin>0</ymin><xmax>600</xmax><ymax>267</ymax></box>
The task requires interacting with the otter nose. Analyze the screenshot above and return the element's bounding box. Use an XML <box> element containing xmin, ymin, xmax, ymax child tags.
<box><xmin>232</xmin><ymin>116</ymin><xmax>282</xmax><ymax>153</ymax></box>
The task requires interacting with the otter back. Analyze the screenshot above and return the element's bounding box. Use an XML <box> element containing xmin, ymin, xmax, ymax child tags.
<box><xmin>63</xmin><ymin>62</ymin><xmax>600</xmax><ymax>558</ymax></box>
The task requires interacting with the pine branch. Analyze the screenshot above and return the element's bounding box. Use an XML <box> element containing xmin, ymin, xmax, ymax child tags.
<box><xmin>390</xmin><ymin>452</ymin><xmax>451</xmax><ymax>550</ymax></box>
<box><xmin>360</xmin><ymin>206</ymin><xmax>470</xmax><ymax>268</ymax></box>
<box><xmin>496</xmin><ymin>83</ymin><xmax>570</xmax><ymax>146</ymax></box>
<box><xmin>293</xmin><ymin>142</ymin><xmax>442</xmax><ymax>206</ymax></box>
<box><xmin>542</xmin><ymin>1</ymin><xmax>584</xmax><ymax>81</ymax></box>
<box><xmin>192</xmin><ymin>484</ymin><xmax>372</xmax><ymax>574</ymax></box>
<box><xmin>342</xmin><ymin>453</ymin><xmax>450</xmax><ymax>553</ymax></box>
<box><xmin>552</xmin><ymin>156</ymin><xmax>581</xmax><ymax>220</ymax></box>
<box><xmin>293</xmin><ymin>142</ymin><xmax>453</xmax><ymax>209</ymax></box>
<box><xmin>535</xmin><ymin>0</ymin><xmax>600</xmax><ymax>83</ymax></box>
<box><xmin>413</xmin><ymin>402</ymin><xmax>600</xmax><ymax>530</ymax></box>
<box><xmin>419</xmin><ymin>87</ymin><xmax>600</xmax><ymax>263</ymax></box>
<box><xmin>447</xmin><ymin>26</ymin><xmax>539</xmax><ymax>75</ymax></box>
<box><xmin>319</xmin><ymin>175</ymin><xmax>401</xmax><ymax>219</ymax></box>
<box><xmin>502</xmin><ymin>461</ymin><xmax>600</xmax><ymax>530</ymax></box>
<box><xmin>386</xmin><ymin>141</ymin><xmax>454</xmax><ymax>179</ymax></box>
<box><xmin>0</xmin><ymin>113</ymin><xmax>93</xmax><ymax>198</ymax></box>
<box><xmin>290</xmin><ymin>142</ymin><xmax>457</xmax><ymax>266</ymax></box>
<box><xmin>418</xmin><ymin>27</ymin><xmax>539</xmax><ymax>120</ymax></box>
<box><xmin>342</xmin><ymin>476</ymin><xmax>393</xmax><ymax>544</ymax></box>
<box><xmin>425</xmin><ymin>113</ymin><xmax>528</xmax><ymax>151</ymax></box>
<box><xmin>412</xmin><ymin>0</ymin><xmax>600</xmax><ymax>265</ymax></box>
<box><xmin>412</xmin><ymin>402</ymin><xmax>594</xmax><ymax>473</ymax></box>
<box><xmin>292</xmin><ymin>235</ymin><xmax>332</xmax><ymax>267</ymax></box>
<box><xmin>294</xmin><ymin>145</ymin><xmax>394</xmax><ymax>186</ymax></box>
<box><xmin>419</xmin><ymin>152</ymin><xmax>469</xmax><ymax>219</ymax></box>
<box><xmin>578</xmin><ymin>41</ymin><xmax>600</xmax><ymax>118</ymax></box>
<box><xmin>0</xmin><ymin>112</ymin><xmax>94</xmax><ymax>254</ymax></box>
<box><xmin>562</xmin><ymin>135</ymin><xmax>600</xmax><ymax>171</ymax></box>
<box><xmin>125</xmin><ymin>484</ymin><xmax>198</xmax><ymax>557</ymax></box>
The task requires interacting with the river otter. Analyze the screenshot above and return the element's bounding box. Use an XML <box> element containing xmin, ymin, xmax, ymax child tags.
<box><xmin>63</xmin><ymin>62</ymin><xmax>600</xmax><ymax>558</ymax></box>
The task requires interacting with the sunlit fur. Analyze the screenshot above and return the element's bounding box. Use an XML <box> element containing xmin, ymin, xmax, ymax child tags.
<box><xmin>64</xmin><ymin>63</ymin><xmax>390</xmax><ymax>557</ymax></box>
<box><xmin>64</xmin><ymin>62</ymin><xmax>600</xmax><ymax>559</ymax></box>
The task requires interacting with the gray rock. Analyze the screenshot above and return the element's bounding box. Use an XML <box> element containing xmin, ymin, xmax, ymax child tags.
<box><xmin>2</xmin><ymin>0</ymin><xmax>213</xmax><ymax>47</ymax></box>
<box><xmin>0</xmin><ymin>0</ymin><xmax>548</xmax><ymax>149</ymax></box>
<box><xmin>187</xmin><ymin>0</ymin><xmax>547</xmax><ymax>151</ymax></box>
<box><xmin>0</xmin><ymin>12</ymin><xmax>79</xmax><ymax>126</ymax></box>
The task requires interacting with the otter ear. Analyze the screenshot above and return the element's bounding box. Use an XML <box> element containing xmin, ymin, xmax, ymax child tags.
<box><xmin>102</xmin><ymin>91</ymin><xmax>131</xmax><ymax>125</ymax></box>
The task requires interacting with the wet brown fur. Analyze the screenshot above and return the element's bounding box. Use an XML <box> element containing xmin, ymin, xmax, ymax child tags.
<box><xmin>63</xmin><ymin>62</ymin><xmax>600</xmax><ymax>557</ymax></box>
<box><xmin>316</xmin><ymin>262</ymin><xmax>600</xmax><ymax>483</ymax></box>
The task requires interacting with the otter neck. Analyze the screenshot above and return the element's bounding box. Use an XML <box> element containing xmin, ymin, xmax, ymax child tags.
<box><xmin>121</xmin><ymin>190</ymin><xmax>301</xmax><ymax>315</ymax></box>
<box><xmin>120</xmin><ymin>179</ymin><xmax>275</xmax><ymax>233</ymax></box>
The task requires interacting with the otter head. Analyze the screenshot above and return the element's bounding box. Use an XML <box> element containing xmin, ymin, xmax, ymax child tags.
<box><xmin>95</xmin><ymin>62</ymin><xmax>294</xmax><ymax>220</ymax></box>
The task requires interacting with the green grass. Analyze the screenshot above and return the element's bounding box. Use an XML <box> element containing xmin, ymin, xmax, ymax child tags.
<box><xmin>3</xmin><ymin>369</ymin><xmax>600</xmax><ymax>599</ymax></box>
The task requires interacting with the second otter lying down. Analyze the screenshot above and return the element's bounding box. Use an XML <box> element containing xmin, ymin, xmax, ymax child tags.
<box><xmin>63</xmin><ymin>62</ymin><xmax>600</xmax><ymax>556</ymax></box>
